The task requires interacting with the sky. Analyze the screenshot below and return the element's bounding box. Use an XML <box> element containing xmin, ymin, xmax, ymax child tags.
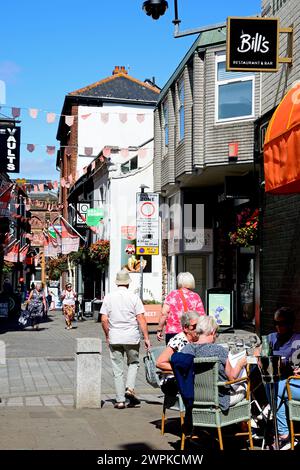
<box><xmin>0</xmin><ymin>0</ymin><xmax>260</xmax><ymax>181</ymax></box>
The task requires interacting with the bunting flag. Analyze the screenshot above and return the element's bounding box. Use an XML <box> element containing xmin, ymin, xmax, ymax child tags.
<box><xmin>38</xmin><ymin>184</ymin><xmax>44</xmax><ymax>192</ymax></box>
<box><xmin>101</xmin><ymin>113</ymin><xmax>109</xmax><ymax>123</ymax></box>
<box><xmin>119</xmin><ymin>113</ymin><xmax>127</xmax><ymax>123</ymax></box>
<box><xmin>0</xmin><ymin>184</ymin><xmax>13</xmax><ymax>216</ymax></box>
<box><xmin>81</xmin><ymin>113</ymin><xmax>91</xmax><ymax>120</ymax></box>
<box><xmin>103</xmin><ymin>147</ymin><xmax>111</xmax><ymax>158</ymax></box>
<box><xmin>65</xmin><ymin>115</ymin><xmax>74</xmax><ymax>127</ymax></box>
<box><xmin>138</xmin><ymin>148</ymin><xmax>147</xmax><ymax>158</ymax></box>
<box><xmin>60</xmin><ymin>177</ymin><xmax>65</xmax><ymax>188</ymax></box>
<box><xmin>12</xmin><ymin>107</ymin><xmax>21</xmax><ymax>118</ymax></box>
<box><xmin>29</xmin><ymin>108</ymin><xmax>39</xmax><ymax>119</ymax></box>
<box><xmin>84</xmin><ymin>147</ymin><xmax>93</xmax><ymax>156</ymax></box>
<box><xmin>46</xmin><ymin>145</ymin><xmax>56</xmax><ymax>155</ymax></box>
<box><xmin>136</xmin><ymin>114</ymin><xmax>145</xmax><ymax>123</ymax></box>
<box><xmin>46</xmin><ymin>112</ymin><xmax>56</xmax><ymax>123</ymax></box>
<box><xmin>61</xmin><ymin>218</ymin><xmax>80</xmax><ymax>254</ymax></box>
<box><xmin>27</xmin><ymin>144</ymin><xmax>35</xmax><ymax>152</ymax></box>
<box><xmin>53</xmin><ymin>181</ymin><xmax>58</xmax><ymax>190</ymax></box>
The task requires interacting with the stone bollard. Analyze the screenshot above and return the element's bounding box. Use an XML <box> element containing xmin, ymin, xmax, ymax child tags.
<box><xmin>75</xmin><ymin>338</ymin><xmax>102</xmax><ymax>408</ymax></box>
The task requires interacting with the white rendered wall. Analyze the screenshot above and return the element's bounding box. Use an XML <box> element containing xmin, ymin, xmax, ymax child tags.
<box><xmin>77</xmin><ymin>103</ymin><xmax>154</xmax><ymax>174</ymax></box>
<box><xmin>108</xmin><ymin>160</ymin><xmax>162</xmax><ymax>303</ymax></box>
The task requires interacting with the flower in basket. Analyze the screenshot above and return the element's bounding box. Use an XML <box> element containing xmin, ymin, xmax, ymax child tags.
<box><xmin>228</xmin><ymin>208</ymin><xmax>259</xmax><ymax>247</ymax></box>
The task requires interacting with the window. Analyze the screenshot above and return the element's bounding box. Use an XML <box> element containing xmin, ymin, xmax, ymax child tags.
<box><xmin>216</xmin><ymin>53</ymin><xmax>254</xmax><ymax>122</ymax></box>
<box><xmin>178</xmin><ymin>76</ymin><xmax>184</xmax><ymax>141</ymax></box>
<box><xmin>162</xmin><ymin>100</ymin><xmax>169</xmax><ymax>148</ymax></box>
<box><xmin>121</xmin><ymin>156</ymin><xmax>138</xmax><ymax>174</ymax></box>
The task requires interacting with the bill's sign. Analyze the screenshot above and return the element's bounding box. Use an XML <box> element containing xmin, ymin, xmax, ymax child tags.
<box><xmin>227</xmin><ymin>17</ymin><xmax>279</xmax><ymax>72</ymax></box>
<box><xmin>0</xmin><ymin>125</ymin><xmax>21</xmax><ymax>173</ymax></box>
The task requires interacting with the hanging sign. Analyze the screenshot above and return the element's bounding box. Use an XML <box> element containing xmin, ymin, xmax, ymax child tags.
<box><xmin>86</xmin><ymin>207</ymin><xmax>104</xmax><ymax>227</ymax></box>
<box><xmin>227</xmin><ymin>17</ymin><xmax>279</xmax><ymax>72</ymax></box>
<box><xmin>136</xmin><ymin>192</ymin><xmax>159</xmax><ymax>255</ymax></box>
<box><xmin>76</xmin><ymin>202</ymin><xmax>90</xmax><ymax>225</ymax></box>
<box><xmin>0</xmin><ymin>125</ymin><xmax>21</xmax><ymax>173</ymax></box>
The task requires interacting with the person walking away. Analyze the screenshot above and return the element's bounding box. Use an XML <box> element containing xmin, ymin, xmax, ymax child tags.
<box><xmin>100</xmin><ymin>270</ymin><xmax>151</xmax><ymax>409</ymax></box>
<box><xmin>27</xmin><ymin>282</ymin><xmax>46</xmax><ymax>330</ymax></box>
<box><xmin>61</xmin><ymin>283</ymin><xmax>77</xmax><ymax>330</ymax></box>
<box><xmin>157</xmin><ymin>272</ymin><xmax>205</xmax><ymax>345</ymax></box>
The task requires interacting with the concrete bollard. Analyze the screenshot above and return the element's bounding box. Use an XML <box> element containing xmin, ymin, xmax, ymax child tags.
<box><xmin>75</xmin><ymin>338</ymin><xmax>102</xmax><ymax>408</ymax></box>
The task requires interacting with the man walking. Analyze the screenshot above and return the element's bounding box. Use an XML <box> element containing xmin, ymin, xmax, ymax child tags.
<box><xmin>101</xmin><ymin>270</ymin><xmax>151</xmax><ymax>409</ymax></box>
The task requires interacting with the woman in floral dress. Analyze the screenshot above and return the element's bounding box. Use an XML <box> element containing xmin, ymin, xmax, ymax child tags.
<box><xmin>27</xmin><ymin>283</ymin><xmax>47</xmax><ymax>330</ymax></box>
<box><xmin>156</xmin><ymin>272</ymin><xmax>206</xmax><ymax>344</ymax></box>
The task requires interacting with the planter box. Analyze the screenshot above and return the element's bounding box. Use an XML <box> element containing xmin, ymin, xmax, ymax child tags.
<box><xmin>143</xmin><ymin>304</ymin><xmax>161</xmax><ymax>324</ymax></box>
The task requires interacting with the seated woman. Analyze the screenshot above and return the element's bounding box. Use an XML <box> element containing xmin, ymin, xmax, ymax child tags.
<box><xmin>156</xmin><ymin>311</ymin><xmax>200</xmax><ymax>395</ymax></box>
<box><xmin>181</xmin><ymin>316</ymin><xmax>247</xmax><ymax>410</ymax></box>
<box><xmin>266</xmin><ymin>307</ymin><xmax>300</xmax><ymax>450</ymax></box>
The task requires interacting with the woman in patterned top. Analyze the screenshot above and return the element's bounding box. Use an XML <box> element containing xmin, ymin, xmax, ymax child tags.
<box><xmin>182</xmin><ymin>316</ymin><xmax>247</xmax><ymax>410</ymax></box>
<box><xmin>61</xmin><ymin>282</ymin><xmax>77</xmax><ymax>330</ymax></box>
<box><xmin>156</xmin><ymin>311</ymin><xmax>200</xmax><ymax>395</ymax></box>
<box><xmin>157</xmin><ymin>272</ymin><xmax>205</xmax><ymax>345</ymax></box>
<box><xmin>27</xmin><ymin>282</ymin><xmax>47</xmax><ymax>330</ymax></box>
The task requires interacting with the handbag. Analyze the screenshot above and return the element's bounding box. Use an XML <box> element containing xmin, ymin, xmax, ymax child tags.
<box><xmin>143</xmin><ymin>350</ymin><xmax>160</xmax><ymax>388</ymax></box>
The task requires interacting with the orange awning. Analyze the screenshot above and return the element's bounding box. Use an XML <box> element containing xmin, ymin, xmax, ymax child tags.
<box><xmin>264</xmin><ymin>82</ymin><xmax>300</xmax><ymax>194</ymax></box>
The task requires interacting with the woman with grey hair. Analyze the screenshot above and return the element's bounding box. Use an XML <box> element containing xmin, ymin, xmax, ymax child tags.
<box><xmin>156</xmin><ymin>311</ymin><xmax>200</xmax><ymax>395</ymax></box>
<box><xmin>182</xmin><ymin>316</ymin><xmax>247</xmax><ymax>409</ymax></box>
<box><xmin>157</xmin><ymin>272</ymin><xmax>205</xmax><ymax>345</ymax></box>
<box><xmin>27</xmin><ymin>282</ymin><xmax>47</xmax><ymax>330</ymax></box>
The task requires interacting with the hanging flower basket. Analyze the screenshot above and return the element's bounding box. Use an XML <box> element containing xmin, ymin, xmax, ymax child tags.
<box><xmin>228</xmin><ymin>208</ymin><xmax>259</xmax><ymax>247</ymax></box>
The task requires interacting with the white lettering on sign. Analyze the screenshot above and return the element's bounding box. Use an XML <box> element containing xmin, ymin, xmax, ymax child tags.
<box><xmin>237</xmin><ymin>33</ymin><xmax>269</xmax><ymax>54</ymax></box>
<box><xmin>6</xmin><ymin>128</ymin><xmax>17</xmax><ymax>170</ymax></box>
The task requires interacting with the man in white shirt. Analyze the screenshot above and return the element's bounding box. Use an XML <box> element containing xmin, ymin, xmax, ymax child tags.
<box><xmin>101</xmin><ymin>270</ymin><xmax>151</xmax><ymax>409</ymax></box>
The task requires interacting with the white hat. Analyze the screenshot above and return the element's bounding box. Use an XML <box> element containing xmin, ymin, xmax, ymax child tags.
<box><xmin>115</xmin><ymin>270</ymin><xmax>131</xmax><ymax>286</ymax></box>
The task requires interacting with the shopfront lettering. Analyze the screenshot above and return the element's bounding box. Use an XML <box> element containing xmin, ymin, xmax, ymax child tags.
<box><xmin>237</xmin><ymin>33</ymin><xmax>269</xmax><ymax>54</ymax></box>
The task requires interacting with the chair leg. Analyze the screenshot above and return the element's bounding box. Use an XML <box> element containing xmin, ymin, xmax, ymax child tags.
<box><xmin>290</xmin><ymin>420</ymin><xmax>295</xmax><ymax>450</ymax></box>
<box><xmin>181</xmin><ymin>432</ymin><xmax>186</xmax><ymax>450</ymax></box>
<box><xmin>161</xmin><ymin>410</ymin><xmax>166</xmax><ymax>435</ymax></box>
<box><xmin>247</xmin><ymin>419</ymin><xmax>254</xmax><ymax>450</ymax></box>
<box><xmin>217</xmin><ymin>427</ymin><xmax>224</xmax><ymax>450</ymax></box>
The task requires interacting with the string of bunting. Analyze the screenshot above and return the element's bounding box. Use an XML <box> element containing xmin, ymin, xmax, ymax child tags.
<box><xmin>0</xmin><ymin>104</ymin><xmax>150</xmax><ymax>125</ymax></box>
<box><xmin>22</xmin><ymin>143</ymin><xmax>151</xmax><ymax>157</ymax></box>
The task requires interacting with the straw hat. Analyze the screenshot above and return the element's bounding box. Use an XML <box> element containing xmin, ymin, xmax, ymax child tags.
<box><xmin>115</xmin><ymin>270</ymin><xmax>131</xmax><ymax>286</ymax></box>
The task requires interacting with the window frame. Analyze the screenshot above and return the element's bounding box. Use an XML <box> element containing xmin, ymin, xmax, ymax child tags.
<box><xmin>215</xmin><ymin>53</ymin><xmax>255</xmax><ymax>124</ymax></box>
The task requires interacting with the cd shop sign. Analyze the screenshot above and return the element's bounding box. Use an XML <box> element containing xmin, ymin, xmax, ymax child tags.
<box><xmin>227</xmin><ymin>17</ymin><xmax>279</xmax><ymax>72</ymax></box>
<box><xmin>0</xmin><ymin>125</ymin><xmax>21</xmax><ymax>173</ymax></box>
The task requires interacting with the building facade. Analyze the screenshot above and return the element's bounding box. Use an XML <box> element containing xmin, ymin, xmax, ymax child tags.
<box><xmin>57</xmin><ymin>67</ymin><xmax>162</xmax><ymax>305</ymax></box>
<box><xmin>154</xmin><ymin>27</ymin><xmax>261</xmax><ymax>327</ymax></box>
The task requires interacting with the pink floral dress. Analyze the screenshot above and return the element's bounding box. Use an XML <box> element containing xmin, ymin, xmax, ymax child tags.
<box><xmin>164</xmin><ymin>287</ymin><xmax>205</xmax><ymax>334</ymax></box>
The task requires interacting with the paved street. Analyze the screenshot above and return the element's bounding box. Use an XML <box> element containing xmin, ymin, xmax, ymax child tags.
<box><xmin>0</xmin><ymin>309</ymin><xmax>160</xmax><ymax>403</ymax></box>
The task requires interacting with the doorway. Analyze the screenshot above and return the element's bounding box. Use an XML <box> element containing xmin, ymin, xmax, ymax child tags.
<box><xmin>182</xmin><ymin>255</ymin><xmax>208</xmax><ymax>304</ymax></box>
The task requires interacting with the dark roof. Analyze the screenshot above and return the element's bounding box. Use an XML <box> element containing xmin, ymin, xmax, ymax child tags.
<box><xmin>69</xmin><ymin>74</ymin><xmax>160</xmax><ymax>103</ymax></box>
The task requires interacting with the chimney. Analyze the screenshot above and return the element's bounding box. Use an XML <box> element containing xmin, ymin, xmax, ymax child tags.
<box><xmin>112</xmin><ymin>65</ymin><xmax>128</xmax><ymax>75</ymax></box>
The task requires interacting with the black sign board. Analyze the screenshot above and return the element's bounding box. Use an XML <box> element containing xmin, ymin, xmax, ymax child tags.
<box><xmin>227</xmin><ymin>17</ymin><xmax>279</xmax><ymax>72</ymax></box>
<box><xmin>0</xmin><ymin>125</ymin><xmax>21</xmax><ymax>173</ymax></box>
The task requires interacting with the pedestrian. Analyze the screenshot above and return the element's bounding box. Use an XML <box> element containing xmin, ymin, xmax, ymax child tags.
<box><xmin>61</xmin><ymin>282</ymin><xmax>77</xmax><ymax>330</ymax></box>
<box><xmin>46</xmin><ymin>288</ymin><xmax>53</xmax><ymax>311</ymax></box>
<box><xmin>19</xmin><ymin>277</ymin><xmax>27</xmax><ymax>303</ymax></box>
<box><xmin>27</xmin><ymin>282</ymin><xmax>47</xmax><ymax>330</ymax></box>
<box><xmin>100</xmin><ymin>270</ymin><xmax>151</xmax><ymax>409</ymax></box>
<box><xmin>156</xmin><ymin>272</ymin><xmax>206</xmax><ymax>345</ymax></box>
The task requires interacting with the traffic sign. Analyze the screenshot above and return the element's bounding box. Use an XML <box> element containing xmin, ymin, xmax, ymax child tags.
<box><xmin>136</xmin><ymin>192</ymin><xmax>159</xmax><ymax>255</ymax></box>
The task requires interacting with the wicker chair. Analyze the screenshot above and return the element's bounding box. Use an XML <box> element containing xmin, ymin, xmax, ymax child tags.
<box><xmin>181</xmin><ymin>356</ymin><xmax>253</xmax><ymax>450</ymax></box>
<box><xmin>148</xmin><ymin>346</ymin><xmax>185</xmax><ymax>435</ymax></box>
<box><xmin>286</xmin><ymin>375</ymin><xmax>300</xmax><ymax>450</ymax></box>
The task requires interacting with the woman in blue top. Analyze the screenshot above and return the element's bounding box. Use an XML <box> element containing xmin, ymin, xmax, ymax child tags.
<box><xmin>268</xmin><ymin>307</ymin><xmax>300</xmax><ymax>450</ymax></box>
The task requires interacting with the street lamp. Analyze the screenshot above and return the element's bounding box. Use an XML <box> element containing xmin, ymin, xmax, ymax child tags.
<box><xmin>142</xmin><ymin>0</ymin><xmax>225</xmax><ymax>38</ymax></box>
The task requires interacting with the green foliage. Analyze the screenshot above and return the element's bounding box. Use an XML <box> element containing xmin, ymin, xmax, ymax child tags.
<box><xmin>3</xmin><ymin>261</ymin><xmax>13</xmax><ymax>275</ymax></box>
